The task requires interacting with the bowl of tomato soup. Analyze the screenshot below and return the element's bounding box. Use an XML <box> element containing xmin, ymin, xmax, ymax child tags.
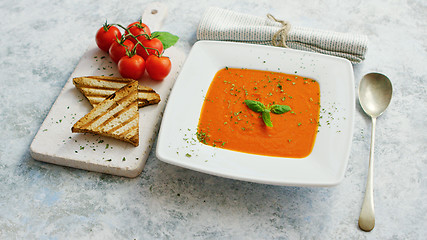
<box><xmin>157</xmin><ymin>41</ymin><xmax>354</xmax><ymax>187</ymax></box>
<box><xmin>197</xmin><ymin>68</ymin><xmax>320</xmax><ymax>158</ymax></box>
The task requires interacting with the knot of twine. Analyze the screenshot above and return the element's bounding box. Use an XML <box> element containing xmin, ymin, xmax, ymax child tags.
<box><xmin>267</xmin><ymin>14</ymin><xmax>291</xmax><ymax>48</ymax></box>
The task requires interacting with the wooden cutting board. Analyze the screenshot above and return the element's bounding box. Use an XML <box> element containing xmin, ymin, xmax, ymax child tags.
<box><xmin>30</xmin><ymin>3</ymin><xmax>186</xmax><ymax>178</ymax></box>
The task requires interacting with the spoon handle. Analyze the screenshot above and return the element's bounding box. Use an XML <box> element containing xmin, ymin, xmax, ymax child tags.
<box><xmin>358</xmin><ymin>117</ymin><xmax>376</xmax><ymax>231</ymax></box>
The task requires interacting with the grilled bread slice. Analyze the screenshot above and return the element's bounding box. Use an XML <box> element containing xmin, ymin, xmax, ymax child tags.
<box><xmin>73</xmin><ymin>76</ymin><xmax>160</xmax><ymax>108</ymax></box>
<box><xmin>72</xmin><ymin>81</ymin><xmax>139</xmax><ymax>146</ymax></box>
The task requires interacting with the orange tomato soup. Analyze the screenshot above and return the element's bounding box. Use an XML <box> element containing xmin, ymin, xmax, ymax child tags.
<box><xmin>197</xmin><ymin>68</ymin><xmax>320</xmax><ymax>158</ymax></box>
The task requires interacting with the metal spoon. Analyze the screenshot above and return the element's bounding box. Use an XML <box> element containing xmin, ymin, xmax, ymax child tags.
<box><xmin>358</xmin><ymin>72</ymin><xmax>392</xmax><ymax>232</ymax></box>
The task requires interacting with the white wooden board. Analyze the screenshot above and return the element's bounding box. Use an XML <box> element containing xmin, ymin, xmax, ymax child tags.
<box><xmin>30</xmin><ymin>3</ymin><xmax>186</xmax><ymax>177</ymax></box>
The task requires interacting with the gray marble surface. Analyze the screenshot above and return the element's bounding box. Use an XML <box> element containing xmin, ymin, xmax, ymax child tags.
<box><xmin>1</xmin><ymin>0</ymin><xmax>426</xmax><ymax>239</ymax></box>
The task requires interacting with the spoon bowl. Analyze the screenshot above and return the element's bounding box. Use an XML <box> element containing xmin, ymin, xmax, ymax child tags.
<box><xmin>359</xmin><ymin>73</ymin><xmax>393</xmax><ymax>118</ymax></box>
<box><xmin>358</xmin><ymin>72</ymin><xmax>392</xmax><ymax>232</ymax></box>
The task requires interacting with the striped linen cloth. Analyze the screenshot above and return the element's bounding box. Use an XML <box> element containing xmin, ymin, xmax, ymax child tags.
<box><xmin>197</xmin><ymin>7</ymin><xmax>368</xmax><ymax>64</ymax></box>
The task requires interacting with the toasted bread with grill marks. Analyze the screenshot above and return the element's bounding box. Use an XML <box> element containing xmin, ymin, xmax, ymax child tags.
<box><xmin>73</xmin><ymin>76</ymin><xmax>160</xmax><ymax>108</ymax></box>
<box><xmin>72</xmin><ymin>81</ymin><xmax>139</xmax><ymax>146</ymax></box>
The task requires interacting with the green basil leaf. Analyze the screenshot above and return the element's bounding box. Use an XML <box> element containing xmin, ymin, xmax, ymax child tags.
<box><xmin>244</xmin><ymin>100</ymin><xmax>266</xmax><ymax>113</ymax></box>
<box><xmin>262</xmin><ymin>111</ymin><xmax>273</xmax><ymax>127</ymax></box>
<box><xmin>151</xmin><ymin>31</ymin><xmax>179</xmax><ymax>49</ymax></box>
<box><xmin>271</xmin><ymin>104</ymin><xmax>291</xmax><ymax>114</ymax></box>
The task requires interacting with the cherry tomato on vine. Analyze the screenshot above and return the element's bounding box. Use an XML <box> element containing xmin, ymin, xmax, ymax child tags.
<box><xmin>125</xmin><ymin>21</ymin><xmax>151</xmax><ymax>44</ymax></box>
<box><xmin>95</xmin><ymin>23</ymin><xmax>122</xmax><ymax>52</ymax></box>
<box><xmin>109</xmin><ymin>39</ymin><xmax>135</xmax><ymax>63</ymax></box>
<box><xmin>145</xmin><ymin>55</ymin><xmax>171</xmax><ymax>81</ymax></box>
<box><xmin>136</xmin><ymin>38</ymin><xmax>164</xmax><ymax>60</ymax></box>
<box><xmin>118</xmin><ymin>54</ymin><xmax>146</xmax><ymax>80</ymax></box>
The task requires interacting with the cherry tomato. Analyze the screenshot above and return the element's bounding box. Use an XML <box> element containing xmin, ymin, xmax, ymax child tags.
<box><xmin>136</xmin><ymin>38</ymin><xmax>164</xmax><ymax>60</ymax></box>
<box><xmin>145</xmin><ymin>55</ymin><xmax>171</xmax><ymax>81</ymax></box>
<box><xmin>95</xmin><ymin>24</ymin><xmax>121</xmax><ymax>52</ymax></box>
<box><xmin>118</xmin><ymin>55</ymin><xmax>146</xmax><ymax>80</ymax></box>
<box><xmin>109</xmin><ymin>39</ymin><xmax>135</xmax><ymax>63</ymax></box>
<box><xmin>125</xmin><ymin>21</ymin><xmax>151</xmax><ymax>44</ymax></box>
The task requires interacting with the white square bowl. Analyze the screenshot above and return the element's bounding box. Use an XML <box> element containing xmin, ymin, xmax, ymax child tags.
<box><xmin>156</xmin><ymin>41</ymin><xmax>354</xmax><ymax>187</ymax></box>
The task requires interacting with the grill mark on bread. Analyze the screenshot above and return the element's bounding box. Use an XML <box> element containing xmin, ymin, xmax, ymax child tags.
<box><xmin>130</xmin><ymin>135</ymin><xmax>138</xmax><ymax>143</ymax></box>
<box><xmin>73</xmin><ymin>76</ymin><xmax>160</xmax><ymax>108</ymax></box>
<box><xmin>81</xmin><ymin>89</ymin><xmax>135</xmax><ymax>129</ymax></box>
<box><xmin>139</xmin><ymin>88</ymin><xmax>156</xmax><ymax>93</ymax></box>
<box><xmin>72</xmin><ymin>81</ymin><xmax>139</xmax><ymax>146</ymax></box>
<box><xmin>108</xmin><ymin>108</ymin><xmax>138</xmax><ymax>134</ymax></box>
<box><xmin>84</xmin><ymin>76</ymin><xmax>136</xmax><ymax>84</ymax></box>
<box><xmin>79</xmin><ymin>86</ymin><xmax>158</xmax><ymax>97</ymax></box>
<box><xmin>79</xmin><ymin>86</ymin><xmax>124</xmax><ymax>92</ymax></box>
<box><xmin>96</xmin><ymin>101</ymin><xmax>137</xmax><ymax>132</ymax></box>
<box><xmin>119</xmin><ymin>123</ymin><xmax>138</xmax><ymax>139</ymax></box>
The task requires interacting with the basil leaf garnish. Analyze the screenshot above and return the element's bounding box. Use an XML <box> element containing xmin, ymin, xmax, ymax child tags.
<box><xmin>244</xmin><ymin>100</ymin><xmax>266</xmax><ymax>113</ymax></box>
<box><xmin>271</xmin><ymin>104</ymin><xmax>291</xmax><ymax>114</ymax></box>
<box><xmin>244</xmin><ymin>100</ymin><xmax>291</xmax><ymax>127</ymax></box>
<box><xmin>262</xmin><ymin>111</ymin><xmax>273</xmax><ymax>127</ymax></box>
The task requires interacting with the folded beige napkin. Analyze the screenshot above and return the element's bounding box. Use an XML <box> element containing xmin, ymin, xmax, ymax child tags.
<box><xmin>197</xmin><ymin>7</ymin><xmax>368</xmax><ymax>64</ymax></box>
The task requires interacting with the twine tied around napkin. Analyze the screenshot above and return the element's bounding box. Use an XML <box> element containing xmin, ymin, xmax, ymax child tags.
<box><xmin>197</xmin><ymin>7</ymin><xmax>368</xmax><ymax>64</ymax></box>
<box><xmin>267</xmin><ymin>13</ymin><xmax>291</xmax><ymax>48</ymax></box>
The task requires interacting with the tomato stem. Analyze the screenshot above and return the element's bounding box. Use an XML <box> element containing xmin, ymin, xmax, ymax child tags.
<box><xmin>123</xmin><ymin>40</ymin><xmax>138</xmax><ymax>58</ymax></box>
<box><xmin>113</xmin><ymin>23</ymin><xmax>151</xmax><ymax>41</ymax></box>
<box><xmin>102</xmin><ymin>20</ymin><xmax>111</xmax><ymax>32</ymax></box>
<box><xmin>108</xmin><ymin>22</ymin><xmax>160</xmax><ymax>57</ymax></box>
<box><xmin>135</xmin><ymin>41</ymin><xmax>162</xmax><ymax>57</ymax></box>
<box><xmin>113</xmin><ymin>23</ymin><xmax>128</xmax><ymax>31</ymax></box>
<box><xmin>134</xmin><ymin>33</ymin><xmax>152</xmax><ymax>39</ymax></box>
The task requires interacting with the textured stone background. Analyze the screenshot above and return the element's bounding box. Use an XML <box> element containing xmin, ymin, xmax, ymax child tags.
<box><xmin>0</xmin><ymin>0</ymin><xmax>426</xmax><ymax>239</ymax></box>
